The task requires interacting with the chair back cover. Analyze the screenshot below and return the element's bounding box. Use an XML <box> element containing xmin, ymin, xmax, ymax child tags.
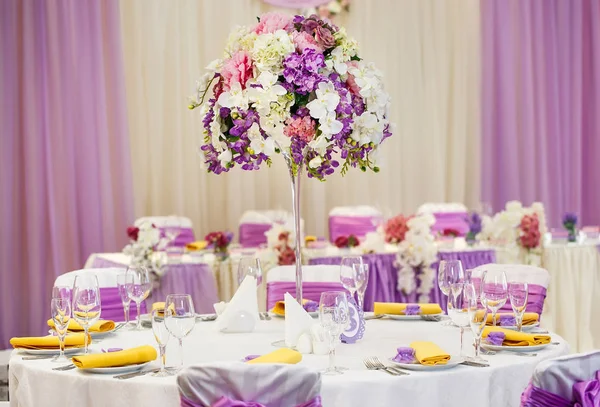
<box><xmin>135</xmin><ymin>215</ymin><xmax>195</xmax><ymax>247</ymax></box>
<box><xmin>177</xmin><ymin>363</ymin><xmax>322</xmax><ymax>407</ymax></box>
<box><xmin>54</xmin><ymin>268</ymin><xmax>146</xmax><ymax>321</ymax></box>
<box><xmin>328</xmin><ymin>206</ymin><xmax>383</xmax><ymax>243</ymax></box>
<box><xmin>417</xmin><ymin>202</ymin><xmax>469</xmax><ymax>236</ymax></box>
<box><xmin>521</xmin><ymin>350</ymin><xmax>600</xmax><ymax>406</ymax></box>
<box><xmin>471</xmin><ymin>264</ymin><xmax>550</xmax><ymax>316</ymax></box>
<box><xmin>238</xmin><ymin>210</ymin><xmax>304</xmax><ymax>248</ymax></box>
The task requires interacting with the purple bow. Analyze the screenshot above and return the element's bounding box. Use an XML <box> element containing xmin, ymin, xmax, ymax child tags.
<box><xmin>499</xmin><ymin>315</ymin><xmax>517</xmax><ymax>326</ymax></box>
<box><xmin>303</xmin><ymin>300</ymin><xmax>318</xmax><ymax>312</ymax></box>
<box><xmin>181</xmin><ymin>395</ymin><xmax>322</xmax><ymax>407</ymax></box>
<box><xmin>392</xmin><ymin>347</ymin><xmax>416</xmax><ymax>364</ymax></box>
<box><xmin>574</xmin><ymin>371</ymin><xmax>600</xmax><ymax>407</ymax></box>
<box><xmin>486</xmin><ymin>332</ymin><xmax>505</xmax><ymax>346</ymax></box>
<box><xmin>404</xmin><ymin>305</ymin><xmax>421</xmax><ymax>315</ymax></box>
<box><xmin>520</xmin><ymin>370</ymin><xmax>600</xmax><ymax>407</ymax></box>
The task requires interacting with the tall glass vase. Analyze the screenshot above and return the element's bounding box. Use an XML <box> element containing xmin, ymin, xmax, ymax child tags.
<box><xmin>282</xmin><ymin>151</ymin><xmax>304</xmax><ymax>305</ymax></box>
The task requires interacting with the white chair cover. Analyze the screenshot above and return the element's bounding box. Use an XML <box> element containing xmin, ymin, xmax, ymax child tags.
<box><xmin>134</xmin><ymin>215</ymin><xmax>193</xmax><ymax>228</ymax></box>
<box><xmin>328</xmin><ymin>206</ymin><xmax>382</xmax><ymax>217</ymax></box>
<box><xmin>177</xmin><ymin>363</ymin><xmax>321</xmax><ymax>407</ymax></box>
<box><xmin>54</xmin><ymin>267</ymin><xmax>125</xmax><ymax>288</ymax></box>
<box><xmin>471</xmin><ymin>263</ymin><xmax>550</xmax><ymax>289</ymax></box>
<box><xmin>239</xmin><ymin>210</ymin><xmax>291</xmax><ymax>224</ymax></box>
<box><xmin>267</xmin><ymin>265</ymin><xmax>341</xmax><ymax>284</ymax></box>
<box><xmin>417</xmin><ymin>202</ymin><xmax>468</xmax><ymax>214</ymax></box>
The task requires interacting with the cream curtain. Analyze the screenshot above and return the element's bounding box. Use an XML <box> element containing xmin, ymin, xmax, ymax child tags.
<box><xmin>119</xmin><ymin>0</ymin><xmax>481</xmax><ymax>238</ymax></box>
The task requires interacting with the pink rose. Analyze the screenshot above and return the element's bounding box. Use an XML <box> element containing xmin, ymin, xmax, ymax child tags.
<box><xmin>314</xmin><ymin>25</ymin><xmax>336</xmax><ymax>49</ymax></box>
<box><xmin>292</xmin><ymin>31</ymin><xmax>323</xmax><ymax>53</ymax></box>
<box><xmin>253</xmin><ymin>12</ymin><xmax>292</xmax><ymax>35</ymax></box>
<box><xmin>126</xmin><ymin>226</ymin><xmax>139</xmax><ymax>241</ymax></box>
<box><xmin>221</xmin><ymin>51</ymin><xmax>253</xmax><ymax>90</ymax></box>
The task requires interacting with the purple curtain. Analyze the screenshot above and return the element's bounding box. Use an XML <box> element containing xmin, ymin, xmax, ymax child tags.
<box><xmin>0</xmin><ymin>0</ymin><xmax>133</xmax><ymax>348</ymax></box>
<box><xmin>481</xmin><ymin>0</ymin><xmax>600</xmax><ymax>228</ymax></box>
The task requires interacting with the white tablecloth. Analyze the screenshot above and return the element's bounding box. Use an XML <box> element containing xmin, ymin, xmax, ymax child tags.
<box><xmin>9</xmin><ymin>318</ymin><xmax>568</xmax><ymax>407</ymax></box>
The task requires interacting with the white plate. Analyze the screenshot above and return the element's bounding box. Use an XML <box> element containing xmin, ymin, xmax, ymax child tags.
<box><xmin>270</xmin><ymin>312</ymin><xmax>318</xmax><ymax>318</ymax></box>
<box><xmin>48</xmin><ymin>329</ymin><xmax>117</xmax><ymax>338</ymax></box>
<box><xmin>139</xmin><ymin>313</ymin><xmax>215</xmax><ymax>322</ymax></box>
<box><xmin>83</xmin><ymin>361</ymin><xmax>150</xmax><ymax>374</ymax></box>
<box><xmin>493</xmin><ymin>323</ymin><xmax>540</xmax><ymax>332</ymax></box>
<box><xmin>388</xmin><ymin>355</ymin><xmax>463</xmax><ymax>371</ymax></box>
<box><xmin>482</xmin><ymin>343</ymin><xmax>549</xmax><ymax>352</ymax></box>
<box><xmin>18</xmin><ymin>347</ymin><xmax>84</xmax><ymax>356</ymax></box>
<box><xmin>385</xmin><ymin>313</ymin><xmax>444</xmax><ymax>321</ymax></box>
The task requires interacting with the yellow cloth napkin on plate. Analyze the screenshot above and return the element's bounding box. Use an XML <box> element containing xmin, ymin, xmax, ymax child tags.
<box><xmin>483</xmin><ymin>312</ymin><xmax>539</xmax><ymax>326</ymax></box>
<box><xmin>186</xmin><ymin>241</ymin><xmax>208</xmax><ymax>251</ymax></box>
<box><xmin>47</xmin><ymin>319</ymin><xmax>115</xmax><ymax>333</ymax></box>
<box><xmin>72</xmin><ymin>345</ymin><xmax>157</xmax><ymax>369</ymax></box>
<box><xmin>271</xmin><ymin>299</ymin><xmax>314</xmax><ymax>316</ymax></box>
<box><xmin>410</xmin><ymin>341</ymin><xmax>451</xmax><ymax>366</ymax></box>
<box><xmin>373</xmin><ymin>302</ymin><xmax>443</xmax><ymax>316</ymax></box>
<box><xmin>246</xmin><ymin>348</ymin><xmax>302</xmax><ymax>365</ymax></box>
<box><xmin>10</xmin><ymin>333</ymin><xmax>90</xmax><ymax>350</ymax></box>
<box><xmin>482</xmin><ymin>326</ymin><xmax>551</xmax><ymax>346</ymax></box>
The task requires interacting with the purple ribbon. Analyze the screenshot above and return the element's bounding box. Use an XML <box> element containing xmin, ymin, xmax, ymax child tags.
<box><xmin>392</xmin><ymin>347</ymin><xmax>416</xmax><ymax>364</ymax></box>
<box><xmin>431</xmin><ymin>212</ymin><xmax>469</xmax><ymax>236</ymax></box>
<box><xmin>159</xmin><ymin>227</ymin><xmax>196</xmax><ymax>248</ymax></box>
<box><xmin>521</xmin><ymin>371</ymin><xmax>600</xmax><ymax>406</ymax></box>
<box><xmin>486</xmin><ymin>332</ymin><xmax>505</xmax><ymax>346</ymax></box>
<box><xmin>328</xmin><ymin>215</ymin><xmax>382</xmax><ymax>243</ymax></box>
<box><xmin>243</xmin><ymin>355</ymin><xmax>260</xmax><ymax>362</ymax></box>
<box><xmin>499</xmin><ymin>315</ymin><xmax>517</xmax><ymax>326</ymax></box>
<box><xmin>238</xmin><ymin>223</ymin><xmax>272</xmax><ymax>248</ymax></box>
<box><xmin>180</xmin><ymin>395</ymin><xmax>323</xmax><ymax>407</ymax></box>
<box><xmin>404</xmin><ymin>304</ymin><xmax>421</xmax><ymax>315</ymax></box>
<box><xmin>303</xmin><ymin>300</ymin><xmax>318</xmax><ymax>312</ymax></box>
<box><xmin>266</xmin><ymin>282</ymin><xmax>346</xmax><ymax>311</ymax></box>
<box><xmin>98</xmin><ymin>287</ymin><xmax>146</xmax><ymax>322</ymax></box>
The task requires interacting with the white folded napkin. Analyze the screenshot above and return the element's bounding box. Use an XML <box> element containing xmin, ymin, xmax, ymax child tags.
<box><xmin>284</xmin><ymin>293</ymin><xmax>315</xmax><ymax>348</ymax></box>
<box><xmin>215</xmin><ymin>276</ymin><xmax>259</xmax><ymax>332</ymax></box>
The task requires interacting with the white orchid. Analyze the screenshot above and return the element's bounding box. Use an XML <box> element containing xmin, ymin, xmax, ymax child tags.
<box><xmin>308</xmin><ymin>155</ymin><xmax>323</xmax><ymax>169</ymax></box>
<box><xmin>217</xmin><ymin>82</ymin><xmax>248</xmax><ymax>110</ymax></box>
<box><xmin>325</xmin><ymin>47</ymin><xmax>349</xmax><ymax>75</ymax></box>
<box><xmin>218</xmin><ymin>149</ymin><xmax>232</xmax><ymax>166</ymax></box>
<box><xmin>306</xmin><ymin>81</ymin><xmax>340</xmax><ymax>120</ymax></box>
<box><xmin>247</xmin><ymin>72</ymin><xmax>287</xmax><ymax>115</ymax></box>
<box><xmin>308</xmin><ymin>134</ymin><xmax>332</xmax><ymax>155</ymax></box>
<box><xmin>319</xmin><ymin>113</ymin><xmax>343</xmax><ymax>136</ymax></box>
<box><xmin>247</xmin><ymin>123</ymin><xmax>275</xmax><ymax>156</ymax></box>
<box><xmin>351</xmin><ymin>112</ymin><xmax>385</xmax><ymax>146</ymax></box>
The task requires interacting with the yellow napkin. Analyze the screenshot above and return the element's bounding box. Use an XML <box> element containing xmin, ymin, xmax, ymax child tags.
<box><xmin>482</xmin><ymin>326</ymin><xmax>551</xmax><ymax>346</ymax></box>
<box><xmin>10</xmin><ymin>333</ymin><xmax>90</xmax><ymax>350</ymax></box>
<box><xmin>484</xmin><ymin>312</ymin><xmax>539</xmax><ymax>326</ymax></box>
<box><xmin>48</xmin><ymin>319</ymin><xmax>115</xmax><ymax>333</ymax></box>
<box><xmin>246</xmin><ymin>348</ymin><xmax>302</xmax><ymax>365</ymax></box>
<box><xmin>72</xmin><ymin>345</ymin><xmax>157</xmax><ymax>369</ymax></box>
<box><xmin>304</xmin><ymin>236</ymin><xmax>317</xmax><ymax>244</ymax></box>
<box><xmin>186</xmin><ymin>241</ymin><xmax>208</xmax><ymax>251</ymax></box>
<box><xmin>410</xmin><ymin>341</ymin><xmax>451</xmax><ymax>366</ymax></box>
<box><xmin>271</xmin><ymin>299</ymin><xmax>315</xmax><ymax>316</ymax></box>
<box><xmin>373</xmin><ymin>302</ymin><xmax>443</xmax><ymax>316</ymax></box>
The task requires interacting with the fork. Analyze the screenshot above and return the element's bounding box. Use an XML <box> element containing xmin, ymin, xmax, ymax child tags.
<box><xmin>364</xmin><ymin>358</ymin><xmax>397</xmax><ymax>375</ymax></box>
<box><xmin>372</xmin><ymin>357</ymin><xmax>410</xmax><ymax>375</ymax></box>
<box><xmin>52</xmin><ymin>364</ymin><xmax>77</xmax><ymax>371</ymax></box>
<box><xmin>364</xmin><ymin>357</ymin><xmax>408</xmax><ymax>376</ymax></box>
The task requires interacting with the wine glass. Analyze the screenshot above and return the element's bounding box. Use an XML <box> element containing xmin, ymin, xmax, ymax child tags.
<box><xmin>447</xmin><ymin>284</ymin><xmax>469</xmax><ymax>357</ymax></box>
<box><xmin>237</xmin><ymin>257</ymin><xmax>262</xmax><ymax>286</ymax></box>
<box><xmin>480</xmin><ymin>269</ymin><xmax>508</xmax><ymax>326</ymax></box>
<box><xmin>509</xmin><ymin>281</ymin><xmax>529</xmax><ymax>332</ymax></box>
<box><xmin>117</xmin><ymin>272</ymin><xmax>134</xmax><ymax>327</ymax></box>
<box><xmin>464</xmin><ymin>282</ymin><xmax>488</xmax><ymax>362</ymax></box>
<box><xmin>340</xmin><ymin>256</ymin><xmax>362</xmax><ymax>301</ymax></box>
<box><xmin>52</xmin><ymin>285</ymin><xmax>71</xmax><ymax>301</ymax></box>
<box><xmin>353</xmin><ymin>263</ymin><xmax>369</xmax><ymax>312</ymax></box>
<box><xmin>50</xmin><ymin>298</ymin><xmax>71</xmax><ymax>363</ymax></box>
<box><xmin>438</xmin><ymin>260</ymin><xmax>464</xmax><ymax>324</ymax></box>
<box><xmin>72</xmin><ymin>275</ymin><xmax>101</xmax><ymax>354</ymax></box>
<box><xmin>164</xmin><ymin>294</ymin><xmax>195</xmax><ymax>372</ymax></box>
<box><xmin>151</xmin><ymin>309</ymin><xmax>171</xmax><ymax>377</ymax></box>
<box><xmin>319</xmin><ymin>291</ymin><xmax>349</xmax><ymax>375</ymax></box>
<box><xmin>126</xmin><ymin>265</ymin><xmax>152</xmax><ymax>330</ymax></box>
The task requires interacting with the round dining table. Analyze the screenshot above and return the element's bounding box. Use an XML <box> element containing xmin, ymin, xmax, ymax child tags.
<box><xmin>9</xmin><ymin>316</ymin><xmax>569</xmax><ymax>407</ymax></box>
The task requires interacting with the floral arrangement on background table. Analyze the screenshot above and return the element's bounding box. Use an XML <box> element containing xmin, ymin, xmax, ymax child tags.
<box><xmin>562</xmin><ymin>212</ymin><xmax>578</xmax><ymax>242</ymax></box>
<box><xmin>334</xmin><ymin>234</ymin><xmax>359</xmax><ymax>248</ymax></box>
<box><xmin>308</xmin><ymin>0</ymin><xmax>350</xmax><ymax>20</ymax></box>
<box><xmin>190</xmin><ymin>11</ymin><xmax>392</xmax><ymax>302</ymax></box>
<box><xmin>382</xmin><ymin>214</ymin><xmax>410</xmax><ymax>244</ymax></box>
<box><xmin>261</xmin><ymin>223</ymin><xmax>298</xmax><ymax>267</ymax></box>
<box><xmin>204</xmin><ymin>231</ymin><xmax>234</xmax><ymax>260</ymax></box>
<box><xmin>465</xmin><ymin>212</ymin><xmax>482</xmax><ymax>243</ymax></box>
<box><xmin>123</xmin><ymin>221</ymin><xmax>166</xmax><ymax>280</ymax></box>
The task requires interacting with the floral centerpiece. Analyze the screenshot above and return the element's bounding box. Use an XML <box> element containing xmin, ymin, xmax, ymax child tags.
<box><xmin>204</xmin><ymin>231</ymin><xmax>234</xmax><ymax>259</ymax></box>
<box><xmin>383</xmin><ymin>214</ymin><xmax>410</xmax><ymax>244</ymax></box>
<box><xmin>262</xmin><ymin>223</ymin><xmax>297</xmax><ymax>267</ymax></box>
<box><xmin>465</xmin><ymin>212</ymin><xmax>482</xmax><ymax>242</ymax></box>
<box><xmin>334</xmin><ymin>234</ymin><xmax>359</xmax><ymax>248</ymax></box>
<box><xmin>309</xmin><ymin>0</ymin><xmax>351</xmax><ymax>20</ymax></box>
<box><xmin>123</xmin><ymin>221</ymin><xmax>165</xmax><ymax>281</ymax></box>
<box><xmin>562</xmin><ymin>212</ymin><xmax>578</xmax><ymax>242</ymax></box>
<box><xmin>190</xmin><ymin>12</ymin><xmax>392</xmax><ymax>302</ymax></box>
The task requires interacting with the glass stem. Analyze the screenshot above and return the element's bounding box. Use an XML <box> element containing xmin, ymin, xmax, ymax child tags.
<box><xmin>285</xmin><ymin>152</ymin><xmax>303</xmax><ymax>305</ymax></box>
<box><xmin>474</xmin><ymin>336</ymin><xmax>481</xmax><ymax>357</ymax></box>
<box><xmin>358</xmin><ymin>293</ymin><xmax>364</xmax><ymax>312</ymax></box>
<box><xmin>517</xmin><ymin>314</ymin><xmax>523</xmax><ymax>332</ymax></box>
<box><xmin>178</xmin><ymin>338</ymin><xmax>184</xmax><ymax>369</ymax></box>
<box><xmin>328</xmin><ymin>347</ymin><xmax>336</xmax><ymax>371</ymax></box>
<box><xmin>159</xmin><ymin>344</ymin><xmax>167</xmax><ymax>372</ymax></box>
<box><xmin>84</xmin><ymin>327</ymin><xmax>89</xmax><ymax>354</ymax></box>
<box><xmin>124</xmin><ymin>303</ymin><xmax>130</xmax><ymax>324</ymax></box>
<box><xmin>492</xmin><ymin>309</ymin><xmax>497</xmax><ymax>326</ymax></box>
<box><xmin>58</xmin><ymin>331</ymin><xmax>65</xmax><ymax>359</ymax></box>
<box><xmin>136</xmin><ymin>302</ymin><xmax>141</xmax><ymax>329</ymax></box>
<box><xmin>459</xmin><ymin>327</ymin><xmax>464</xmax><ymax>356</ymax></box>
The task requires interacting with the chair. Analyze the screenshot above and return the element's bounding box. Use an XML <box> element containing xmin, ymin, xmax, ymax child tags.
<box><xmin>54</xmin><ymin>268</ymin><xmax>147</xmax><ymax>322</ymax></box>
<box><xmin>266</xmin><ymin>265</ymin><xmax>345</xmax><ymax>311</ymax></box>
<box><xmin>238</xmin><ymin>210</ymin><xmax>304</xmax><ymax>248</ymax></box>
<box><xmin>178</xmin><ymin>363</ymin><xmax>322</xmax><ymax>407</ymax></box>
<box><xmin>417</xmin><ymin>202</ymin><xmax>469</xmax><ymax>236</ymax></box>
<box><xmin>521</xmin><ymin>350</ymin><xmax>600</xmax><ymax>406</ymax></box>
<box><xmin>328</xmin><ymin>206</ymin><xmax>383</xmax><ymax>243</ymax></box>
<box><xmin>471</xmin><ymin>264</ymin><xmax>550</xmax><ymax>316</ymax></box>
<box><xmin>135</xmin><ymin>215</ymin><xmax>195</xmax><ymax>247</ymax></box>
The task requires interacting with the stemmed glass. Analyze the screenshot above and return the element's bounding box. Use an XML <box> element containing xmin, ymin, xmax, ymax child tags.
<box><xmin>464</xmin><ymin>282</ymin><xmax>488</xmax><ymax>362</ymax></box>
<box><xmin>447</xmin><ymin>284</ymin><xmax>469</xmax><ymax>357</ymax></box>
<box><xmin>438</xmin><ymin>260</ymin><xmax>464</xmax><ymax>325</ymax></box>
<box><xmin>117</xmin><ymin>273</ymin><xmax>134</xmax><ymax>327</ymax></box>
<box><xmin>52</xmin><ymin>286</ymin><xmax>71</xmax><ymax>301</ymax></box>
<box><xmin>340</xmin><ymin>256</ymin><xmax>362</xmax><ymax>302</ymax></box>
<box><xmin>72</xmin><ymin>275</ymin><xmax>101</xmax><ymax>354</ymax></box>
<box><xmin>50</xmin><ymin>298</ymin><xmax>72</xmax><ymax>363</ymax></box>
<box><xmin>480</xmin><ymin>269</ymin><xmax>508</xmax><ymax>326</ymax></box>
<box><xmin>237</xmin><ymin>257</ymin><xmax>262</xmax><ymax>286</ymax></box>
<box><xmin>353</xmin><ymin>263</ymin><xmax>369</xmax><ymax>312</ymax></box>
<box><xmin>509</xmin><ymin>282</ymin><xmax>529</xmax><ymax>332</ymax></box>
<box><xmin>151</xmin><ymin>309</ymin><xmax>171</xmax><ymax>377</ymax></box>
<box><xmin>126</xmin><ymin>265</ymin><xmax>152</xmax><ymax>330</ymax></box>
<box><xmin>164</xmin><ymin>294</ymin><xmax>195</xmax><ymax>372</ymax></box>
<box><xmin>319</xmin><ymin>291</ymin><xmax>349</xmax><ymax>375</ymax></box>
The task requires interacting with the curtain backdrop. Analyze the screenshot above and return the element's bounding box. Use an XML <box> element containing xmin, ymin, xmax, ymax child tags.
<box><xmin>481</xmin><ymin>0</ymin><xmax>600</xmax><ymax>227</ymax></box>
<box><xmin>119</xmin><ymin>0</ymin><xmax>482</xmax><ymax>238</ymax></box>
<box><xmin>0</xmin><ymin>0</ymin><xmax>133</xmax><ymax>347</ymax></box>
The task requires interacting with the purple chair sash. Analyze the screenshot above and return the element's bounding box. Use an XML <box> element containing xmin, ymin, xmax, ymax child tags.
<box><xmin>160</xmin><ymin>227</ymin><xmax>196</xmax><ymax>247</ymax></box>
<box><xmin>471</xmin><ymin>278</ymin><xmax>547</xmax><ymax>317</ymax></box>
<box><xmin>181</xmin><ymin>395</ymin><xmax>322</xmax><ymax>407</ymax></box>
<box><xmin>521</xmin><ymin>383</ymin><xmax>573</xmax><ymax>407</ymax></box>
<box><xmin>521</xmin><ymin>370</ymin><xmax>600</xmax><ymax>407</ymax></box>
<box><xmin>98</xmin><ymin>287</ymin><xmax>146</xmax><ymax>322</ymax></box>
<box><xmin>431</xmin><ymin>212</ymin><xmax>469</xmax><ymax>236</ymax></box>
<box><xmin>266</xmin><ymin>282</ymin><xmax>346</xmax><ymax>311</ymax></box>
<box><xmin>328</xmin><ymin>215</ymin><xmax>382</xmax><ymax>242</ymax></box>
<box><xmin>239</xmin><ymin>223</ymin><xmax>272</xmax><ymax>248</ymax></box>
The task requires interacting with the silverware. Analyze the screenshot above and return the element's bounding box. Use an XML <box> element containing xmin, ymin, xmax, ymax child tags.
<box><xmin>52</xmin><ymin>364</ymin><xmax>77</xmax><ymax>371</ymax></box>
<box><xmin>262</xmin><ymin>312</ymin><xmax>271</xmax><ymax>321</ymax></box>
<box><xmin>480</xmin><ymin>348</ymin><xmax>537</xmax><ymax>357</ymax></box>
<box><xmin>258</xmin><ymin>313</ymin><xmax>264</xmax><ymax>321</ymax></box>
<box><xmin>113</xmin><ymin>323</ymin><xmax>126</xmax><ymax>332</ymax></box>
<box><xmin>420</xmin><ymin>315</ymin><xmax>442</xmax><ymax>322</ymax></box>
<box><xmin>460</xmin><ymin>360</ymin><xmax>489</xmax><ymax>367</ymax></box>
<box><xmin>364</xmin><ymin>314</ymin><xmax>384</xmax><ymax>320</ymax></box>
<box><xmin>364</xmin><ymin>357</ymin><xmax>409</xmax><ymax>376</ymax></box>
<box><xmin>197</xmin><ymin>314</ymin><xmax>217</xmax><ymax>322</ymax></box>
<box><xmin>114</xmin><ymin>368</ymin><xmax>160</xmax><ymax>380</ymax></box>
<box><xmin>22</xmin><ymin>354</ymin><xmax>82</xmax><ymax>361</ymax></box>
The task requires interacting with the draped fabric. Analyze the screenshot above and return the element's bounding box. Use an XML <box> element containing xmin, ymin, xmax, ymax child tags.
<box><xmin>0</xmin><ymin>0</ymin><xmax>133</xmax><ymax>347</ymax></box>
<box><xmin>481</xmin><ymin>0</ymin><xmax>600</xmax><ymax>227</ymax></box>
<box><xmin>119</xmin><ymin>0</ymin><xmax>482</xmax><ymax>238</ymax></box>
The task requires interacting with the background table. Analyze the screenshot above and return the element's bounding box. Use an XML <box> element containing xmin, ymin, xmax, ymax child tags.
<box><xmin>9</xmin><ymin>317</ymin><xmax>568</xmax><ymax>407</ymax></box>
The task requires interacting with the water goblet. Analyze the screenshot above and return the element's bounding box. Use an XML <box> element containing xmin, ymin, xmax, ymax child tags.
<box><xmin>464</xmin><ymin>282</ymin><xmax>488</xmax><ymax>362</ymax></box>
<box><xmin>509</xmin><ymin>281</ymin><xmax>529</xmax><ymax>332</ymax></box>
<box><xmin>319</xmin><ymin>291</ymin><xmax>349</xmax><ymax>375</ymax></box>
<box><xmin>164</xmin><ymin>294</ymin><xmax>195</xmax><ymax>372</ymax></box>
<box><xmin>52</xmin><ymin>286</ymin><xmax>71</xmax><ymax>301</ymax></box>
<box><xmin>117</xmin><ymin>272</ymin><xmax>134</xmax><ymax>327</ymax></box>
<box><xmin>353</xmin><ymin>263</ymin><xmax>369</xmax><ymax>312</ymax></box>
<box><xmin>340</xmin><ymin>256</ymin><xmax>362</xmax><ymax>302</ymax></box>
<box><xmin>447</xmin><ymin>285</ymin><xmax>469</xmax><ymax>357</ymax></box>
<box><xmin>438</xmin><ymin>260</ymin><xmax>464</xmax><ymax>324</ymax></box>
<box><xmin>72</xmin><ymin>275</ymin><xmax>101</xmax><ymax>354</ymax></box>
<box><xmin>237</xmin><ymin>257</ymin><xmax>262</xmax><ymax>286</ymax></box>
<box><xmin>481</xmin><ymin>269</ymin><xmax>508</xmax><ymax>326</ymax></box>
<box><xmin>151</xmin><ymin>309</ymin><xmax>171</xmax><ymax>377</ymax></box>
<box><xmin>51</xmin><ymin>298</ymin><xmax>72</xmax><ymax>363</ymax></box>
<box><xmin>126</xmin><ymin>265</ymin><xmax>152</xmax><ymax>330</ymax></box>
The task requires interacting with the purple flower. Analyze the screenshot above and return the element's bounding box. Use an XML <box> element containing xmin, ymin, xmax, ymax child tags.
<box><xmin>404</xmin><ymin>304</ymin><xmax>421</xmax><ymax>315</ymax></box>
<box><xmin>499</xmin><ymin>315</ymin><xmax>516</xmax><ymax>326</ymax></box>
<box><xmin>486</xmin><ymin>332</ymin><xmax>505</xmax><ymax>346</ymax></box>
<box><xmin>467</xmin><ymin>212</ymin><xmax>483</xmax><ymax>236</ymax></box>
<box><xmin>282</xmin><ymin>48</ymin><xmax>325</xmax><ymax>95</ymax></box>
<box><xmin>303</xmin><ymin>300</ymin><xmax>318</xmax><ymax>312</ymax></box>
<box><xmin>563</xmin><ymin>212</ymin><xmax>578</xmax><ymax>227</ymax></box>
<box><xmin>392</xmin><ymin>347</ymin><xmax>416</xmax><ymax>364</ymax></box>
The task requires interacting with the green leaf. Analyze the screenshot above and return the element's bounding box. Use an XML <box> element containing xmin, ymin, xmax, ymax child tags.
<box><xmin>351</xmin><ymin>55</ymin><xmax>361</xmax><ymax>61</ymax></box>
